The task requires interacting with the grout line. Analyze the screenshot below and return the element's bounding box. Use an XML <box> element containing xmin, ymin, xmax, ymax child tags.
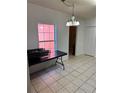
<box><xmin>72</xmin><ymin>60</ymin><xmax>96</xmax><ymax>93</ymax></box>
<box><xmin>31</xmin><ymin>56</ymin><xmax>96</xmax><ymax>93</ymax></box>
<box><xmin>64</xmin><ymin>58</ymin><xmax>96</xmax><ymax>93</ymax></box>
<box><xmin>73</xmin><ymin>73</ymin><xmax>96</xmax><ymax>93</ymax></box>
<box><xmin>31</xmin><ymin>83</ymin><xmax>39</xmax><ymax>93</ymax></box>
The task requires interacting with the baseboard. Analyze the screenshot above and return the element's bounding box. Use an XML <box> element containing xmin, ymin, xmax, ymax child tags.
<box><xmin>84</xmin><ymin>54</ymin><xmax>96</xmax><ymax>57</ymax></box>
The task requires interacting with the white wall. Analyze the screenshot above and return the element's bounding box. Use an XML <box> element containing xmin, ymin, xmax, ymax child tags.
<box><xmin>75</xmin><ymin>21</ymin><xmax>85</xmax><ymax>56</ymax></box>
<box><xmin>27</xmin><ymin>3</ymin><xmax>69</xmax><ymax>59</ymax></box>
<box><xmin>84</xmin><ymin>18</ymin><xmax>96</xmax><ymax>56</ymax></box>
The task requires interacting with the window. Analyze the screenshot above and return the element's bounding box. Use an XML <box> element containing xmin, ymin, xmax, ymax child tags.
<box><xmin>38</xmin><ymin>24</ymin><xmax>57</xmax><ymax>53</ymax></box>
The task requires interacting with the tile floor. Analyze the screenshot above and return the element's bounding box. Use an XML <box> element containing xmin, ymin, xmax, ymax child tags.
<box><xmin>30</xmin><ymin>55</ymin><xmax>96</xmax><ymax>93</ymax></box>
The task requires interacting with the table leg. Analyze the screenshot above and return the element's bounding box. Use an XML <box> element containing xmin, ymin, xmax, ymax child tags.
<box><xmin>60</xmin><ymin>57</ymin><xmax>65</xmax><ymax>70</ymax></box>
<box><xmin>55</xmin><ymin>57</ymin><xmax>58</xmax><ymax>65</ymax></box>
<box><xmin>55</xmin><ymin>57</ymin><xmax>65</xmax><ymax>70</ymax></box>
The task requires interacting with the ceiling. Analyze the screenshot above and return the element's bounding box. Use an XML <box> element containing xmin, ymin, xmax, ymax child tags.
<box><xmin>27</xmin><ymin>0</ymin><xmax>96</xmax><ymax>19</ymax></box>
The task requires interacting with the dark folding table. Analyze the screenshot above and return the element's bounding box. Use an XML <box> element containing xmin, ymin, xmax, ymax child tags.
<box><xmin>28</xmin><ymin>50</ymin><xmax>67</xmax><ymax>70</ymax></box>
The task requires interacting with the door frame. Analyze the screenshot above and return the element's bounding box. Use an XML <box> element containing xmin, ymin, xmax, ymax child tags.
<box><xmin>68</xmin><ymin>26</ymin><xmax>77</xmax><ymax>56</ymax></box>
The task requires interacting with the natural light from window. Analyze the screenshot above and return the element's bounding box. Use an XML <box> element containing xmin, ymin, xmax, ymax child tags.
<box><xmin>38</xmin><ymin>24</ymin><xmax>56</xmax><ymax>55</ymax></box>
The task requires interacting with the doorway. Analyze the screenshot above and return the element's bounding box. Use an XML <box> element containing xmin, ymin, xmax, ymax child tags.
<box><xmin>69</xmin><ymin>26</ymin><xmax>77</xmax><ymax>56</ymax></box>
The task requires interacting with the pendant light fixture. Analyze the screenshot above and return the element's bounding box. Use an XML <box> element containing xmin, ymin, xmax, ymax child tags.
<box><xmin>61</xmin><ymin>0</ymin><xmax>80</xmax><ymax>26</ymax></box>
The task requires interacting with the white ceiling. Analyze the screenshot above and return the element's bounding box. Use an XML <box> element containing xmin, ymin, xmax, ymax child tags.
<box><xmin>27</xmin><ymin>0</ymin><xmax>96</xmax><ymax>19</ymax></box>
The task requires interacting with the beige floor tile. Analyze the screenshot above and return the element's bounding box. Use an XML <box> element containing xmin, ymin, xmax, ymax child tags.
<box><xmin>84</xmin><ymin>64</ymin><xmax>91</xmax><ymax>68</ymax></box>
<box><xmin>59</xmin><ymin>70</ymin><xmax>69</xmax><ymax>76</ymax></box>
<box><xmin>64</xmin><ymin>74</ymin><xmax>76</xmax><ymax>82</ymax></box>
<box><xmin>39</xmin><ymin>87</ymin><xmax>53</xmax><ymax>93</ymax></box>
<box><xmin>78</xmin><ymin>66</ymin><xmax>88</xmax><ymax>72</ymax></box>
<box><xmin>83</xmin><ymin>71</ymin><xmax>94</xmax><ymax>77</ymax></box>
<box><xmin>75</xmin><ymin>67</ymin><xmax>86</xmax><ymax>73</ymax></box>
<box><xmin>64</xmin><ymin>83</ymin><xmax>78</xmax><ymax>93</ymax></box>
<box><xmin>57</xmin><ymin>77</ymin><xmax>71</xmax><ymax>86</ymax></box>
<box><xmin>30</xmin><ymin>55</ymin><xmax>96</xmax><ymax>93</ymax></box>
<box><xmin>33</xmin><ymin>81</ymin><xmax>47</xmax><ymax>92</ymax></box>
<box><xmin>65</xmin><ymin>67</ymin><xmax>74</xmax><ymax>73</ymax></box>
<box><xmin>57</xmin><ymin>87</ymin><xmax>70</xmax><ymax>93</ymax></box>
<box><xmin>83</xmin><ymin>72</ymin><xmax>94</xmax><ymax>78</ymax></box>
<box><xmin>43</xmin><ymin>77</ymin><xmax>56</xmax><ymax>86</ymax></box>
<box><xmin>87</xmin><ymin>69</ymin><xmax>95</xmax><ymax>74</ymax></box>
<box><xmin>90</xmin><ymin>75</ymin><xmax>96</xmax><ymax>81</ymax></box>
<box><xmin>70</xmin><ymin>71</ymin><xmax>81</xmax><ymax>77</ymax></box>
<box><xmin>75</xmin><ymin>88</ymin><xmax>86</xmax><ymax>93</ymax></box>
<box><xmin>77</xmin><ymin>74</ymin><xmax>89</xmax><ymax>82</ymax></box>
<box><xmin>71</xmin><ymin>79</ymin><xmax>84</xmax><ymax>87</ymax></box>
<box><xmin>55</xmin><ymin>68</ymin><xmax>63</xmax><ymax>73</ymax></box>
<box><xmin>31</xmin><ymin>84</ymin><xmax>37</xmax><ymax>93</ymax></box>
<box><xmin>93</xmin><ymin>89</ymin><xmax>96</xmax><ymax>93</ymax></box>
<box><xmin>31</xmin><ymin>77</ymin><xmax>42</xmax><ymax>85</ymax></box>
<box><xmin>72</xmin><ymin>65</ymin><xmax>80</xmax><ymax>69</ymax></box>
<box><xmin>48</xmin><ymin>70</ymin><xmax>58</xmax><ymax>77</ymax></box>
<box><xmin>40</xmin><ymin>73</ymin><xmax>51</xmax><ymax>80</ymax></box>
<box><xmin>51</xmin><ymin>73</ymin><xmax>63</xmax><ymax>81</ymax></box>
<box><xmin>86</xmin><ymin>79</ymin><xmax>96</xmax><ymax>88</ymax></box>
<box><xmin>80</xmin><ymin>83</ymin><xmax>95</xmax><ymax>93</ymax></box>
<box><xmin>49</xmin><ymin>82</ymin><xmax>63</xmax><ymax>93</ymax></box>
